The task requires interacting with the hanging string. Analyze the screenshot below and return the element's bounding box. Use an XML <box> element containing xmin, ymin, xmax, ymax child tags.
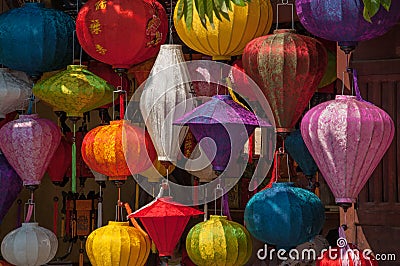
<box><xmin>24</xmin><ymin>190</ymin><xmax>35</xmax><ymax>223</ymax></box>
<box><xmin>168</xmin><ymin>0</ymin><xmax>174</xmax><ymax>44</ymax></box>
<box><xmin>72</xmin><ymin>122</ymin><xmax>77</xmax><ymax>193</ymax></box>
<box><xmin>97</xmin><ymin>186</ymin><xmax>103</xmax><ymax>228</ymax></box>
<box><xmin>214</xmin><ymin>184</ymin><xmax>223</xmax><ymax>216</ymax></box>
<box><xmin>203</xmin><ymin>187</ymin><xmax>208</xmax><ymax>221</ymax></box>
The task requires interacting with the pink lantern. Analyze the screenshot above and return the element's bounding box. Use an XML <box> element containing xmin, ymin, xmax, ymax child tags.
<box><xmin>0</xmin><ymin>114</ymin><xmax>61</xmax><ymax>188</ymax></box>
<box><xmin>301</xmin><ymin>95</ymin><xmax>394</xmax><ymax>208</ymax></box>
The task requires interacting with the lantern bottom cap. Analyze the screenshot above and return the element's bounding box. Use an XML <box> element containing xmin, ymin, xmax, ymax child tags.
<box><xmin>276</xmin><ymin>127</ymin><xmax>294</xmax><ymax>133</ymax></box>
<box><xmin>336</xmin><ymin>198</ymin><xmax>356</xmax><ymax>204</ymax></box>
<box><xmin>212</xmin><ymin>55</ymin><xmax>232</xmax><ymax>61</ymax></box>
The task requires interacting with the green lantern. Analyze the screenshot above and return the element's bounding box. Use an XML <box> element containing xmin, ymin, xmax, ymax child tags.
<box><xmin>186</xmin><ymin>215</ymin><xmax>252</xmax><ymax>266</ymax></box>
<box><xmin>33</xmin><ymin>64</ymin><xmax>114</xmax><ymax>193</ymax></box>
<box><xmin>33</xmin><ymin>65</ymin><xmax>114</xmax><ymax>118</ymax></box>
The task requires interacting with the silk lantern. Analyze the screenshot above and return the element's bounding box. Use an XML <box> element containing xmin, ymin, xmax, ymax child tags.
<box><xmin>285</xmin><ymin>129</ymin><xmax>318</xmax><ymax>177</ymax></box>
<box><xmin>296</xmin><ymin>0</ymin><xmax>400</xmax><ymax>53</ymax></box>
<box><xmin>47</xmin><ymin>137</ymin><xmax>72</xmax><ymax>186</ymax></box>
<box><xmin>244</xmin><ymin>182</ymin><xmax>325</xmax><ymax>249</ymax></box>
<box><xmin>316</xmin><ymin>243</ymin><xmax>378</xmax><ymax>266</ymax></box>
<box><xmin>301</xmin><ymin>95</ymin><xmax>394</xmax><ymax>208</ymax></box>
<box><xmin>140</xmin><ymin>158</ymin><xmax>175</xmax><ymax>183</ymax></box>
<box><xmin>0</xmin><ymin>153</ymin><xmax>22</xmax><ymax>224</ymax></box>
<box><xmin>0</xmin><ymin>68</ymin><xmax>32</xmax><ymax>119</ymax></box>
<box><xmin>129</xmin><ymin>196</ymin><xmax>203</xmax><ymax>259</ymax></box>
<box><xmin>0</xmin><ymin>114</ymin><xmax>61</xmax><ymax>188</ymax></box>
<box><xmin>86</xmin><ymin>221</ymin><xmax>149</xmax><ymax>266</ymax></box>
<box><xmin>0</xmin><ymin>3</ymin><xmax>74</xmax><ymax>79</ymax></box>
<box><xmin>82</xmin><ymin>120</ymin><xmax>155</xmax><ymax>180</ymax></box>
<box><xmin>1</xmin><ymin>223</ymin><xmax>58</xmax><ymax>266</ymax></box>
<box><xmin>76</xmin><ymin>0</ymin><xmax>167</xmax><ymax>71</ymax></box>
<box><xmin>174</xmin><ymin>95</ymin><xmax>270</xmax><ymax>171</ymax></box>
<box><xmin>243</xmin><ymin>29</ymin><xmax>327</xmax><ymax>133</ymax></box>
<box><xmin>186</xmin><ymin>215</ymin><xmax>252</xmax><ymax>266</ymax></box>
<box><xmin>174</xmin><ymin>0</ymin><xmax>273</xmax><ymax>60</ymax></box>
<box><xmin>230</xmin><ymin>60</ymin><xmax>257</xmax><ymax>101</ymax></box>
<box><xmin>33</xmin><ymin>65</ymin><xmax>114</xmax><ymax>118</ymax></box>
<box><xmin>140</xmin><ymin>44</ymin><xmax>195</xmax><ymax>163</ymax></box>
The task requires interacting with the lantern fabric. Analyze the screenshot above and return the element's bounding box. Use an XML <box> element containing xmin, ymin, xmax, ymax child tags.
<box><xmin>140</xmin><ymin>158</ymin><xmax>175</xmax><ymax>182</ymax></box>
<box><xmin>285</xmin><ymin>129</ymin><xmax>318</xmax><ymax>177</ymax></box>
<box><xmin>1</xmin><ymin>222</ymin><xmax>58</xmax><ymax>266</ymax></box>
<box><xmin>242</xmin><ymin>29</ymin><xmax>327</xmax><ymax>133</ymax></box>
<box><xmin>33</xmin><ymin>65</ymin><xmax>114</xmax><ymax>118</ymax></box>
<box><xmin>230</xmin><ymin>60</ymin><xmax>257</xmax><ymax>101</ymax></box>
<box><xmin>140</xmin><ymin>44</ymin><xmax>195</xmax><ymax>162</ymax></box>
<box><xmin>173</xmin><ymin>0</ymin><xmax>273</xmax><ymax>60</ymax></box>
<box><xmin>0</xmin><ymin>68</ymin><xmax>32</xmax><ymax>119</ymax></box>
<box><xmin>316</xmin><ymin>243</ymin><xmax>378</xmax><ymax>266</ymax></box>
<box><xmin>174</xmin><ymin>95</ymin><xmax>270</xmax><ymax>171</ymax></box>
<box><xmin>87</xmin><ymin>61</ymin><xmax>131</xmax><ymax>109</ymax></box>
<box><xmin>0</xmin><ymin>3</ymin><xmax>74</xmax><ymax>78</ymax></box>
<box><xmin>0</xmin><ymin>153</ymin><xmax>22</xmax><ymax>224</ymax></box>
<box><xmin>244</xmin><ymin>182</ymin><xmax>325</xmax><ymax>249</ymax></box>
<box><xmin>129</xmin><ymin>196</ymin><xmax>203</xmax><ymax>257</ymax></box>
<box><xmin>76</xmin><ymin>0</ymin><xmax>168</xmax><ymax>70</ymax></box>
<box><xmin>47</xmin><ymin>137</ymin><xmax>72</xmax><ymax>186</ymax></box>
<box><xmin>301</xmin><ymin>95</ymin><xmax>394</xmax><ymax>205</ymax></box>
<box><xmin>0</xmin><ymin>114</ymin><xmax>61</xmax><ymax>187</ymax></box>
<box><xmin>86</xmin><ymin>221</ymin><xmax>149</xmax><ymax>266</ymax></box>
<box><xmin>186</xmin><ymin>215</ymin><xmax>252</xmax><ymax>266</ymax></box>
<box><xmin>296</xmin><ymin>0</ymin><xmax>400</xmax><ymax>52</ymax></box>
<box><xmin>82</xmin><ymin>120</ymin><xmax>155</xmax><ymax>179</ymax></box>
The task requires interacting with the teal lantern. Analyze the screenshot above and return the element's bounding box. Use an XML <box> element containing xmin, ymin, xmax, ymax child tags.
<box><xmin>0</xmin><ymin>3</ymin><xmax>75</xmax><ymax>79</ymax></box>
<box><xmin>244</xmin><ymin>182</ymin><xmax>325</xmax><ymax>249</ymax></box>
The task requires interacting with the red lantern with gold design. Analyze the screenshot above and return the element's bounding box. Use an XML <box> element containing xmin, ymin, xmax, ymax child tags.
<box><xmin>76</xmin><ymin>0</ymin><xmax>167</xmax><ymax>71</ymax></box>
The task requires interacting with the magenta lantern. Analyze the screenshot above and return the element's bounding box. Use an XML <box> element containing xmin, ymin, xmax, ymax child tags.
<box><xmin>301</xmin><ymin>95</ymin><xmax>394</xmax><ymax>208</ymax></box>
<box><xmin>0</xmin><ymin>114</ymin><xmax>61</xmax><ymax>188</ymax></box>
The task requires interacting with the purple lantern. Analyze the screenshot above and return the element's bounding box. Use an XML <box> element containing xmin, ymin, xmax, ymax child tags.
<box><xmin>174</xmin><ymin>95</ymin><xmax>270</xmax><ymax>171</ymax></box>
<box><xmin>301</xmin><ymin>95</ymin><xmax>394</xmax><ymax>209</ymax></box>
<box><xmin>295</xmin><ymin>0</ymin><xmax>400</xmax><ymax>53</ymax></box>
<box><xmin>0</xmin><ymin>153</ymin><xmax>22</xmax><ymax>224</ymax></box>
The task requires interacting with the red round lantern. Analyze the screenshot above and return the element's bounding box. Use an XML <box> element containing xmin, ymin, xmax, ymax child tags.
<box><xmin>76</xmin><ymin>0</ymin><xmax>168</xmax><ymax>71</ymax></box>
<box><xmin>243</xmin><ymin>29</ymin><xmax>327</xmax><ymax>133</ymax></box>
<box><xmin>81</xmin><ymin>120</ymin><xmax>156</xmax><ymax>180</ymax></box>
<box><xmin>317</xmin><ymin>244</ymin><xmax>378</xmax><ymax>266</ymax></box>
<box><xmin>47</xmin><ymin>137</ymin><xmax>72</xmax><ymax>186</ymax></box>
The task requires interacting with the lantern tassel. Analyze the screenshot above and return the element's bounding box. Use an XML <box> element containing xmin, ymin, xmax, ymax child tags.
<box><xmin>72</xmin><ymin>122</ymin><xmax>77</xmax><ymax>193</ymax></box>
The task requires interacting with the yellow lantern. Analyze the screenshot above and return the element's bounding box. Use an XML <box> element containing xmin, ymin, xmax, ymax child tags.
<box><xmin>173</xmin><ymin>0</ymin><xmax>273</xmax><ymax>60</ymax></box>
<box><xmin>186</xmin><ymin>215</ymin><xmax>252</xmax><ymax>266</ymax></box>
<box><xmin>86</xmin><ymin>221</ymin><xmax>150</xmax><ymax>266</ymax></box>
<box><xmin>140</xmin><ymin>158</ymin><xmax>175</xmax><ymax>183</ymax></box>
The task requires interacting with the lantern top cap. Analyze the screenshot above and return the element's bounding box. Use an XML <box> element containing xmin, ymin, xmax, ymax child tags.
<box><xmin>160</xmin><ymin>44</ymin><xmax>183</xmax><ymax>50</ymax></box>
<box><xmin>273</xmin><ymin>29</ymin><xmax>296</xmax><ymax>34</ymax></box>
<box><xmin>67</xmin><ymin>65</ymin><xmax>88</xmax><ymax>71</ymax></box>
<box><xmin>22</xmin><ymin>2</ymin><xmax>45</xmax><ymax>7</ymax></box>
<box><xmin>108</xmin><ymin>221</ymin><xmax>130</xmax><ymax>226</ymax></box>
<box><xmin>209</xmin><ymin>215</ymin><xmax>228</xmax><ymax>220</ymax></box>
<box><xmin>21</xmin><ymin>222</ymin><xmax>39</xmax><ymax>227</ymax></box>
<box><xmin>271</xmin><ymin>182</ymin><xmax>294</xmax><ymax>188</ymax></box>
<box><xmin>335</xmin><ymin>95</ymin><xmax>357</xmax><ymax>100</ymax></box>
<box><xmin>19</xmin><ymin>114</ymin><xmax>39</xmax><ymax>119</ymax></box>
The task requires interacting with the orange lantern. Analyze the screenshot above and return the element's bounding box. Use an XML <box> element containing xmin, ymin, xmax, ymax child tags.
<box><xmin>81</xmin><ymin>120</ymin><xmax>156</xmax><ymax>180</ymax></box>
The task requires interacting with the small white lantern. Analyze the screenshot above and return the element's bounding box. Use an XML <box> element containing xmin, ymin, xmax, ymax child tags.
<box><xmin>1</xmin><ymin>222</ymin><xmax>58</xmax><ymax>266</ymax></box>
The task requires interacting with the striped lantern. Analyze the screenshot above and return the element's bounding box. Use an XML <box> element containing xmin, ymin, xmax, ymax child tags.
<box><xmin>301</xmin><ymin>95</ymin><xmax>394</xmax><ymax>207</ymax></box>
<box><xmin>174</xmin><ymin>0</ymin><xmax>273</xmax><ymax>60</ymax></box>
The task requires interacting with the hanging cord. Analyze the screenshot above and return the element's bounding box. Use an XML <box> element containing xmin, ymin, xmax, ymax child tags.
<box><xmin>72</xmin><ymin>122</ymin><xmax>77</xmax><ymax>193</ymax></box>
<box><xmin>203</xmin><ymin>187</ymin><xmax>208</xmax><ymax>221</ymax></box>
<box><xmin>276</xmin><ymin>0</ymin><xmax>294</xmax><ymax>30</ymax></box>
<box><xmin>24</xmin><ymin>190</ymin><xmax>35</xmax><ymax>223</ymax></box>
<box><xmin>112</xmin><ymin>75</ymin><xmax>127</xmax><ymax>120</ymax></box>
<box><xmin>214</xmin><ymin>184</ymin><xmax>223</xmax><ymax>216</ymax></box>
<box><xmin>168</xmin><ymin>0</ymin><xmax>174</xmax><ymax>44</ymax></box>
<box><xmin>97</xmin><ymin>186</ymin><xmax>103</xmax><ymax>228</ymax></box>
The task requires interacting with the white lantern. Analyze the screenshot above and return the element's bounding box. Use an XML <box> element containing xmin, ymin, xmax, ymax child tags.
<box><xmin>0</xmin><ymin>68</ymin><xmax>32</xmax><ymax>118</ymax></box>
<box><xmin>140</xmin><ymin>44</ymin><xmax>195</xmax><ymax>163</ymax></box>
<box><xmin>1</xmin><ymin>223</ymin><xmax>58</xmax><ymax>266</ymax></box>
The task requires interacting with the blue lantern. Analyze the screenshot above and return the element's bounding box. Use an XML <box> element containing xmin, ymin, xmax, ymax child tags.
<box><xmin>244</xmin><ymin>182</ymin><xmax>325</xmax><ymax>249</ymax></box>
<box><xmin>285</xmin><ymin>129</ymin><xmax>318</xmax><ymax>177</ymax></box>
<box><xmin>0</xmin><ymin>3</ymin><xmax>75</xmax><ymax>79</ymax></box>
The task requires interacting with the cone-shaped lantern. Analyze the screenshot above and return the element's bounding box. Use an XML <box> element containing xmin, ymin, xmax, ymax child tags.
<box><xmin>0</xmin><ymin>3</ymin><xmax>74</xmax><ymax>78</ymax></box>
<box><xmin>301</xmin><ymin>95</ymin><xmax>394</xmax><ymax>208</ymax></box>
<box><xmin>129</xmin><ymin>197</ymin><xmax>203</xmax><ymax>259</ymax></box>
<box><xmin>0</xmin><ymin>153</ymin><xmax>22</xmax><ymax>224</ymax></box>
<box><xmin>82</xmin><ymin>120</ymin><xmax>156</xmax><ymax>180</ymax></box>
<box><xmin>0</xmin><ymin>68</ymin><xmax>32</xmax><ymax>119</ymax></box>
<box><xmin>47</xmin><ymin>137</ymin><xmax>72</xmax><ymax>186</ymax></box>
<box><xmin>296</xmin><ymin>0</ymin><xmax>400</xmax><ymax>53</ymax></box>
<box><xmin>285</xmin><ymin>130</ymin><xmax>318</xmax><ymax>177</ymax></box>
<box><xmin>243</xmin><ymin>29</ymin><xmax>327</xmax><ymax>133</ymax></box>
<box><xmin>33</xmin><ymin>65</ymin><xmax>114</xmax><ymax>118</ymax></box>
<box><xmin>174</xmin><ymin>95</ymin><xmax>270</xmax><ymax>171</ymax></box>
<box><xmin>76</xmin><ymin>0</ymin><xmax>167</xmax><ymax>71</ymax></box>
<box><xmin>174</xmin><ymin>0</ymin><xmax>272</xmax><ymax>60</ymax></box>
<box><xmin>0</xmin><ymin>114</ymin><xmax>61</xmax><ymax>188</ymax></box>
<box><xmin>140</xmin><ymin>44</ymin><xmax>195</xmax><ymax>163</ymax></box>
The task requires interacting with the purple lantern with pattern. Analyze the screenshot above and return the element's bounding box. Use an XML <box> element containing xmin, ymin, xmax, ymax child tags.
<box><xmin>174</xmin><ymin>95</ymin><xmax>270</xmax><ymax>172</ymax></box>
<box><xmin>301</xmin><ymin>95</ymin><xmax>394</xmax><ymax>208</ymax></box>
<box><xmin>295</xmin><ymin>0</ymin><xmax>400</xmax><ymax>53</ymax></box>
